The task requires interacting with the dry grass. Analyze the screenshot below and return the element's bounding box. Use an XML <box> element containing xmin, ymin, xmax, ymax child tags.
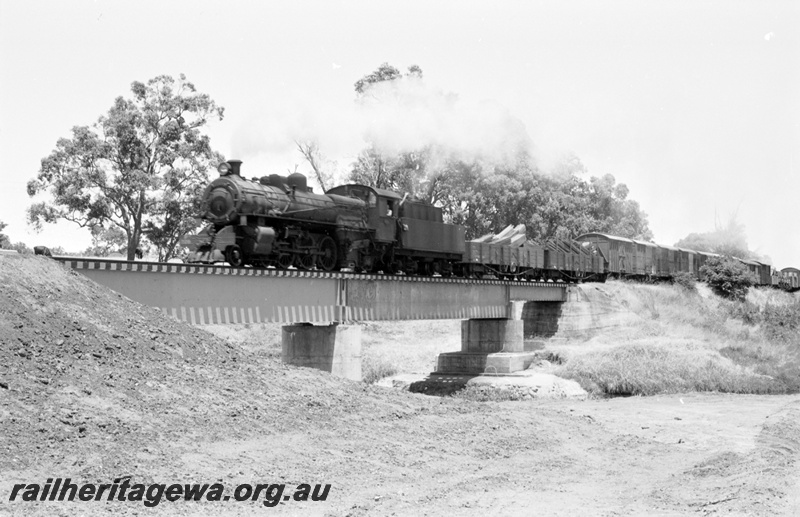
<box><xmin>719</xmin><ymin>289</ymin><xmax>800</xmax><ymax>392</ymax></box>
<box><xmin>558</xmin><ymin>343</ymin><xmax>780</xmax><ymax>396</ymax></box>
<box><xmin>359</xmin><ymin>320</ymin><xmax>461</xmax><ymax>375</ymax></box>
<box><xmin>555</xmin><ymin>281</ymin><xmax>800</xmax><ymax>396</ymax></box>
<box><xmin>361</xmin><ymin>355</ymin><xmax>399</xmax><ymax>384</ymax></box>
<box><xmin>359</xmin><ymin>320</ymin><xmax>461</xmax><ymax>383</ymax></box>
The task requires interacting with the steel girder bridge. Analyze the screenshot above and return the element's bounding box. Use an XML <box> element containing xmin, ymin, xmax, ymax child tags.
<box><xmin>54</xmin><ymin>258</ymin><xmax>568</xmax><ymax>325</ymax></box>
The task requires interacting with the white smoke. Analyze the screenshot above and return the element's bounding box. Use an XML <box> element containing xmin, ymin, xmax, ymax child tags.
<box><xmin>353</xmin><ymin>77</ymin><xmax>533</xmax><ymax>162</ymax></box>
<box><xmin>229</xmin><ymin>74</ymin><xmax>534</xmax><ymax>182</ymax></box>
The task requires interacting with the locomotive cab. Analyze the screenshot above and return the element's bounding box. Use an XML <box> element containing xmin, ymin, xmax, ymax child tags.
<box><xmin>326</xmin><ymin>185</ymin><xmax>401</xmax><ymax>242</ymax></box>
<box><xmin>370</xmin><ymin>190</ymin><xmax>402</xmax><ymax>242</ymax></box>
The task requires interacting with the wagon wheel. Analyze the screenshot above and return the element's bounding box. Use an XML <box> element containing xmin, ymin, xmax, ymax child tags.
<box><xmin>317</xmin><ymin>236</ymin><xmax>337</xmax><ymax>271</ymax></box>
<box><xmin>225</xmin><ymin>245</ymin><xmax>244</xmax><ymax>267</ymax></box>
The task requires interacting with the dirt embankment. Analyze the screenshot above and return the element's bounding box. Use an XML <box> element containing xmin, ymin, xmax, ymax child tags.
<box><xmin>2</xmin><ymin>254</ymin><xmax>799</xmax><ymax>516</ymax></box>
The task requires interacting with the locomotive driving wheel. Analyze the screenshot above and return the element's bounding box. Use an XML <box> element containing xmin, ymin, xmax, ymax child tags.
<box><xmin>224</xmin><ymin>245</ymin><xmax>243</xmax><ymax>267</ymax></box>
<box><xmin>317</xmin><ymin>236</ymin><xmax>337</xmax><ymax>271</ymax></box>
<box><xmin>277</xmin><ymin>253</ymin><xmax>293</xmax><ymax>269</ymax></box>
<box><xmin>297</xmin><ymin>253</ymin><xmax>316</xmax><ymax>270</ymax></box>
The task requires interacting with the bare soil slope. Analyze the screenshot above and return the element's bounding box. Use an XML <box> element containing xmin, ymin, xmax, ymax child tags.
<box><xmin>1</xmin><ymin>254</ymin><xmax>799</xmax><ymax>516</ymax></box>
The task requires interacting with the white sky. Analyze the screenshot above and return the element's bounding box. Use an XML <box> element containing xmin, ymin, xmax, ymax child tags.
<box><xmin>1</xmin><ymin>0</ymin><xmax>798</xmax><ymax>266</ymax></box>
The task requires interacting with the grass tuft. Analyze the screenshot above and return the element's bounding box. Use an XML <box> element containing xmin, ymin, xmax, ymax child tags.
<box><xmin>557</xmin><ymin>343</ymin><xmax>782</xmax><ymax>396</ymax></box>
<box><xmin>361</xmin><ymin>354</ymin><xmax>399</xmax><ymax>384</ymax></box>
<box><xmin>672</xmin><ymin>272</ymin><xmax>697</xmax><ymax>293</ymax></box>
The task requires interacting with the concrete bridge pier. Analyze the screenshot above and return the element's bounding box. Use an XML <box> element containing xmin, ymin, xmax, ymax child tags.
<box><xmin>435</xmin><ymin>301</ymin><xmax>537</xmax><ymax>375</ymax></box>
<box><xmin>281</xmin><ymin>323</ymin><xmax>362</xmax><ymax>381</ymax></box>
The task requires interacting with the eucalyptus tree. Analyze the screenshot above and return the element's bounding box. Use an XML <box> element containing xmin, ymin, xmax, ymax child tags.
<box><xmin>28</xmin><ymin>74</ymin><xmax>224</xmax><ymax>261</ymax></box>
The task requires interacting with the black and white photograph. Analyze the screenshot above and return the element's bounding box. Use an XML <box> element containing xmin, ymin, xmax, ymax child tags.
<box><xmin>1</xmin><ymin>1</ymin><xmax>799</xmax><ymax>515</ymax></box>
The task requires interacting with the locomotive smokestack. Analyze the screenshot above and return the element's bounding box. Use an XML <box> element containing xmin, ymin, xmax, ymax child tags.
<box><xmin>228</xmin><ymin>160</ymin><xmax>242</xmax><ymax>176</ymax></box>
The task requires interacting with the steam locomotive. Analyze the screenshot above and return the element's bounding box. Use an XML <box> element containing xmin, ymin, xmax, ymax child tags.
<box><xmin>188</xmin><ymin>160</ymin><xmax>461</xmax><ymax>274</ymax></box>
<box><xmin>187</xmin><ymin>160</ymin><xmax>798</xmax><ymax>289</ymax></box>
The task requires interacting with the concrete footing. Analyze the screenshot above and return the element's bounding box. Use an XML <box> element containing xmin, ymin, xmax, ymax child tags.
<box><xmin>281</xmin><ymin>323</ymin><xmax>362</xmax><ymax>381</ymax></box>
<box><xmin>435</xmin><ymin>315</ymin><xmax>537</xmax><ymax>375</ymax></box>
<box><xmin>435</xmin><ymin>350</ymin><xmax>537</xmax><ymax>375</ymax></box>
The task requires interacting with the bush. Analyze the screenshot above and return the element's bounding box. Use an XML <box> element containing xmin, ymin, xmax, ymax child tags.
<box><xmin>700</xmin><ymin>256</ymin><xmax>757</xmax><ymax>301</ymax></box>
<box><xmin>724</xmin><ymin>300</ymin><xmax>761</xmax><ymax>326</ymax></box>
<box><xmin>672</xmin><ymin>271</ymin><xmax>697</xmax><ymax>292</ymax></box>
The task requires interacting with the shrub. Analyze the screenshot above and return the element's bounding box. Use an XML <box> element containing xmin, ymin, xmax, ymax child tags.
<box><xmin>724</xmin><ymin>300</ymin><xmax>761</xmax><ymax>326</ymax></box>
<box><xmin>700</xmin><ymin>256</ymin><xmax>757</xmax><ymax>301</ymax></box>
<box><xmin>672</xmin><ymin>271</ymin><xmax>697</xmax><ymax>292</ymax></box>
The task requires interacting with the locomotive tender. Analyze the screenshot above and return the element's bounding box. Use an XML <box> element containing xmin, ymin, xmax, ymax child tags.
<box><xmin>188</xmin><ymin>160</ymin><xmax>796</xmax><ymax>289</ymax></box>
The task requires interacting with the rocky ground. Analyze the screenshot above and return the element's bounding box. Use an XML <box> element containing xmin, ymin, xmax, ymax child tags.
<box><xmin>1</xmin><ymin>253</ymin><xmax>799</xmax><ymax>516</ymax></box>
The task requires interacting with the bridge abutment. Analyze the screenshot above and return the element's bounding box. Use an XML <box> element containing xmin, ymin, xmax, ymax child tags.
<box><xmin>523</xmin><ymin>285</ymin><xmax>639</xmax><ymax>340</ymax></box>
<box><xmin>281</xmin><ymin>323</ymin><xmax>362</xmax><ymax>381</ymax></box>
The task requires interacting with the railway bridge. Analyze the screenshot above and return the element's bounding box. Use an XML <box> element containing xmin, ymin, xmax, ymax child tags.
<box><xmin>54</xmin><ymin>258</ymin><xmax>628</xmax><ymax>380</ymax></box>
<box><xmin>54</xmin><ymin>257</ymin><xmax>567</xmax><ymax>324</ymax></box>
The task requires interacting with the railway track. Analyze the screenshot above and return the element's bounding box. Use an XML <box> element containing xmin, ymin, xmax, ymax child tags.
<box><xmin>52</xmin><ymin>256</ymin><xmax>570</xmax><ymax>288</ymax></box>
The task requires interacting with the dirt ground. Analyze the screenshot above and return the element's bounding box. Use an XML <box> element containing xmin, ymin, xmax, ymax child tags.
<box><xmin>2</xmin><ymin>254</ymin><xmax>799</xmax><ymax>516</ymax></box>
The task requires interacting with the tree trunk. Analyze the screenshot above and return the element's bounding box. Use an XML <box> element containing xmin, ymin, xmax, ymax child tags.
<box><xmin>128</xmin><ymin>192</ymin><xmax>144</xmax><ymax>261</ymax></box>
<box><xmin>127</xmin><ymin>230</ymin><xmax>139</xmax><ymax>261</ymax></box>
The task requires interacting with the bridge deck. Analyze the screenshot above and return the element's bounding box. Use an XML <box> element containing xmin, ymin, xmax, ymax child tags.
<box><xmin>54</xmin><ymin>258</ymin><xmax>567</xmax><ymax>324</ymax></box>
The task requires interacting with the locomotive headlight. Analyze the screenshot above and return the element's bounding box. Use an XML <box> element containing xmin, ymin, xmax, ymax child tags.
<box><xmin>217</xmin><ymin>162</ymin><xmax>231</xmax><ymax>176</ymax></box>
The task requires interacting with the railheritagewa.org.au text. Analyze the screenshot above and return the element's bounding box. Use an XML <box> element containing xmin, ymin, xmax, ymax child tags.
<box><xmin>8</xmin><ymin>477</ymin><xmax>331</xmax><ymax>508</ymax></box>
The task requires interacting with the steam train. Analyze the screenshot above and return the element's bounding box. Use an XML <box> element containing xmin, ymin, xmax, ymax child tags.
<box><xmin>187</xmin><ymin>160</ymin><xmax>798</xmax><ymax>290</ymax></box>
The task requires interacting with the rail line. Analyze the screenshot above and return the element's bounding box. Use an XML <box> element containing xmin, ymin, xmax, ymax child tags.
<box><xmin>53</xmin><ymin>257</ymin><xmax>569</xmax><ymax>286</ymax></box>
